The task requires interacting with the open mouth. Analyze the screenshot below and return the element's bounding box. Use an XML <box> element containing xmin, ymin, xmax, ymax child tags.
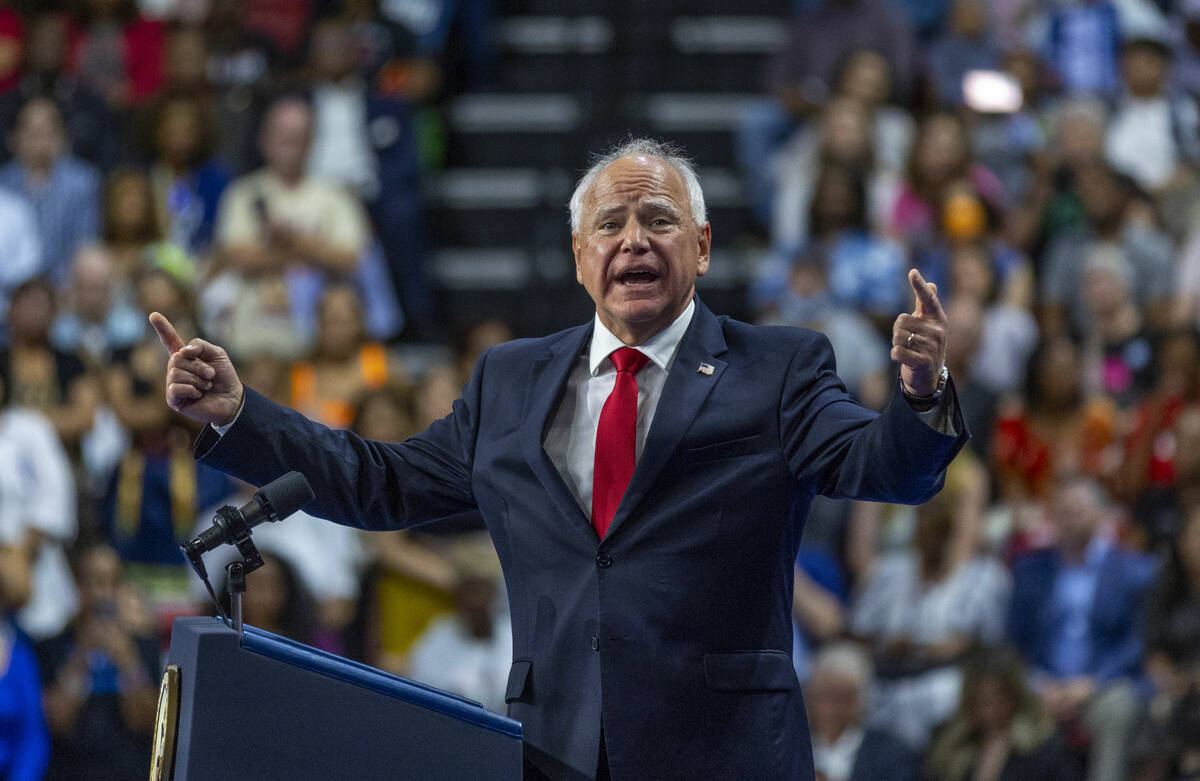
<box><xmin>617</xmin><ymin>268</ymin><xmax>661</xmax><ymax>285</ymax></box>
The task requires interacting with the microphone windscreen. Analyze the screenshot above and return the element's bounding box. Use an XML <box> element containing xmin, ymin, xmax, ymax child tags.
<box><xmin>257</xmin><ymin>471</ymin><xmax>315</xmax><ymax>521</ymax></box>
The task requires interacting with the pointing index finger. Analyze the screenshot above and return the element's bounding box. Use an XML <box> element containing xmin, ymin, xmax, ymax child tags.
<box><xmin>149</xmin><ymin>312</ymin><xmax>185</xmax><ymax>353</ymax></box>
<box><xmin>908</xmin><ymin>269</ymin><xmax>945</xmax><ymax>320</ymax></box>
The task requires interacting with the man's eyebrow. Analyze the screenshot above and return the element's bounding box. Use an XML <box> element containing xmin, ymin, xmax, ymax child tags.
<box><xmin>640</xmin><ymin>198</ymin><xmax>682</xmax><ymax>216</ymax></box>
<box><xmin>592</xmin><ymin>203</ymin><xmax>626</xmax><ymax>222</ymax></box>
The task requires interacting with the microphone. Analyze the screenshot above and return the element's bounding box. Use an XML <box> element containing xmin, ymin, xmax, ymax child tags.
<box><xmin>182</xmin><ymin>471</ymin><xmax>314</xmax><ymax>559</ymax></box>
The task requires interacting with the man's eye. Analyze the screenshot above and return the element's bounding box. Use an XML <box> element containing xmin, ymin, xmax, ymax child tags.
<box><xmin>652</xmin><ymin>218</ymin><xmax>672</xmax><ymax>227</ymax></box>
<box><xmin>599</xmin><ymin>221</ymin><xmax>618</xmax><ymax>230</ymax></box>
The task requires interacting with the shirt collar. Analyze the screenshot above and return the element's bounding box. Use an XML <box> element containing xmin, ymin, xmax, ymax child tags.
<box><xmin>588</xmin><ymin>299</ymin><xmax>695</xmax><ymax>376</ymax></box>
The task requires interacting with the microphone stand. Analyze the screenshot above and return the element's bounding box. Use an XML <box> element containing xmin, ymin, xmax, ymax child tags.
<box><xmin>182</xmin><ymin>505</ymin><xmax>266</xmax><ymax>646</ymax></box>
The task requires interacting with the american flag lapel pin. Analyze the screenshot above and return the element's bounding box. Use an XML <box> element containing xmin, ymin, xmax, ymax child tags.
<box><xmin>697</xmin><ymin>362</ymin><xmax>714</xmax><ymax>376</ymax></box>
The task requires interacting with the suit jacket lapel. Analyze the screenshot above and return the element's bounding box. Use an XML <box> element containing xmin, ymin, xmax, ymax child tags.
<box><xmin>519</xmin><ymin>323</ymin><xmax>593</xmax><ymax>533</ymax></box>
<box><xmin>605</xmin><ymin>298</ymin><xmax>729</xmax><ymax>541</ymax></box>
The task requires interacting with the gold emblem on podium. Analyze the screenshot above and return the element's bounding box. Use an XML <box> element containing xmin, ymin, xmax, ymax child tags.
<box><xmin>149</xmin><ymin>665</ymin><xmax>181</xmax><ymax>780</ymax></box>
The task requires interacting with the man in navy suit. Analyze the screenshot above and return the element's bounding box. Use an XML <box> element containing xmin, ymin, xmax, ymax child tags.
<box><xmin>151</xmin><ymin>138</ymin><xmax>967</xmax><ymax>780</ymax></box>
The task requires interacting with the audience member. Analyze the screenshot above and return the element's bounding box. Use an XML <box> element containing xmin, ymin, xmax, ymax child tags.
<box><xmin>0</xmin><ymin>185</ymin><xmax>41</xmax><ymax>336</ymax></box>
<box><xmin>1008</xmin><ymin>476</ymin><xmax>1156</xmax><ymax>781</ymax></box>
<box><xmin>350</xmin><ymin>385</ymin><xmax>457</xmax><ymax>674</ymax></box>
<box><xmin>0</xmin><ymin>11</ymin><xmax>118</xmax><ymax>170</ymax></box>
<box><xmin>992</xmin><ymin>335</ymin><xmax>1117</xmax><ymax>502</ymax></box>
<box><xmin>37</xmin><ymin>544</ymin><xmax>157</xmax><ymax>781</ymax></box>
<box><xmin>806</xmin><ymin>642</ymin><xmax>919</xmax><ymax>781</ymax></box>
<box><xmin>1042</xmin><ymin>0</ymin><xmax>1122</xmax><ymax>98</ymax></box>
<box><xmin>0</xmin><ymin>96</ymin><xmax>100</xmax><ymax>287</ymax></box>
<box><xmin>147</xmin><ymin>92</ymin><xmax>231</xmax><ymax>257</ymax></box>
<box><xmin>65</xmin><ymin>0</ymin><xmax>165</xmax><ymax>110</ymax></box>
<box><xmin>1039</xmin><ymin>162</ymin><xmax>1174</xmax><ymax>335</ymax></box>
<box><xmin>207</xmin><ymin>94</ymin><xmax>371</xmax><ymax>358</ymax></box>
<box><xmin>926</xmin><ymin>646</ymin><xmax>1083</xmax><ymax>781</ymax></box>
<box><xmin>0</xmin><ymin>534</ymin><xmax>49</xmax><ymax>781</ymax></box>
<box><xmin>407</xmin><ymin>537</ymin><xmax>511</xmax><ymax>713</ymax></box>
<box><xmin>0</xmin><ymin>375</ymin><xmax>78</xmax><ymax>643</ymax></box>
<box><xmin>0</xmin><ymin>278</ymin><xmax>98</xmax><ymax>446</ymax></box>
<box><xmin>288</xmin><ymin>284</ymin><xmax>402</xmax><ymax>429</ymax></box>
<box><xmin>927</xmin><ymin>0</ymin><xmax>999</xmax><ymax>108</ymax></box>
<box><xmin>50</xmin><ymin>245</ymin><xmax>143</xmax><ymax>368</ymax></box>
<box><xmin>1105</xmin><ymin>33</ymin><xmax>1200</xmax><ymax>197</ymax></box>
<box><xmin>851</xmin><ymin>487</ymin><xmax>1010</xmax><ymax>748</ymax></box>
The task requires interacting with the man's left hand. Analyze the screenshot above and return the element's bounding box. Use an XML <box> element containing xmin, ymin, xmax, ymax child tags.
<box><xmin>891</xmin><ymin>269</ymin><xmax>947</xmax><ymax>397</ymax></box>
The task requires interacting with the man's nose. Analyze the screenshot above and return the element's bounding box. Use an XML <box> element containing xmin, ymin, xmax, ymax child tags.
<box><xmin>619</xmin><ymin>221</ymin><xmax>649</xmax><ymax>252</ymax></box>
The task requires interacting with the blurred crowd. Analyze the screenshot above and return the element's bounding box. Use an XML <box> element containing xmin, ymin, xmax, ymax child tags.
<box><xmin>0</xmin><ymin>0</ymin><xmax>1194</xmax><ymax>780</ymax></box>
<box><xmin>749</xmin><ymin>1</ymin><xmax>1200</xmax><ymax>780</ymax></box>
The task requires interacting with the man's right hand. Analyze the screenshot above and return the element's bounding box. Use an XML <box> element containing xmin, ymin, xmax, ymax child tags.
<box><xmin>149</xmin><ymin>313</ymin><xmax>244</xmax><ymax>428</ymax></box>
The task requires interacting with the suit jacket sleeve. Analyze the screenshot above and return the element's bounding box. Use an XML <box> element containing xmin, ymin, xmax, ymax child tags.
<box><xmin>781</xmin><ymin>332</ymin><xmax>966</xmax><ymax>504</ymax></box>
<box><xmin>194</xmin><ymin>351</ymin><xmax>492</xmax><ymax>531</ymax></box>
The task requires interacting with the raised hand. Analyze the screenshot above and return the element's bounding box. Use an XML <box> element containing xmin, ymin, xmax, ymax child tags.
<box><xmin>149</xmin><ymin>313</ymin><xmax>244</xmax><ymax>427</ymax></box>
<box><xmin>891</xmin><ymin>269</ymin><xmax>948</xmax><ymax>398</ymax></box>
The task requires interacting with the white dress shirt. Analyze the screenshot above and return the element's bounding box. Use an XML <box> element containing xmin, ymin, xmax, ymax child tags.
<box><xmin>543</xmin><ymin>300</ymin><xmax>695</xmax><ymax>520</ymax></box>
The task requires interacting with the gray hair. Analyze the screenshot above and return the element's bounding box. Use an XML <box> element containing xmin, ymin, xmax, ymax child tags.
<box><xmin>568</xmin><ymin>138</ymin><xmax>707</xmax><ymax>231</ymax></box>
<box><xmin>810</xmin><ymin>642</ymin><xmax>874</xmax><ymax>696</ymax></box>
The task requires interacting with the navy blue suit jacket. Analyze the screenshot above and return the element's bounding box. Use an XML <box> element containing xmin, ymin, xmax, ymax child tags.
<box><xmin>196</xmin><ymin>299</ymin><xmax>967</xmax><ymax>780</ymax></box>
<box><xmin>1008</xmin><ymin>544</ymin><xmax>1156</xmax><ymax>683</ymax></box>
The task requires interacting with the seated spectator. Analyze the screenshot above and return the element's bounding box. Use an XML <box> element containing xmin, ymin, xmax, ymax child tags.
<box><xmin>0</xmin><ymin>375</ymin><xmax>78</xmax><ymax>643</ymax></box>
<box><xmin>790</xmin><ymin>163</ymin><xmax>907</xmax><ymax>326</ymax></box>
<box><xmin>205</xmin><ymin>94</ymin><xmax>371</xmax><ymax>359</ymax></box>
<box><xmin>305</xmin><ymin>15</ymin><xmax>430</xmax><ymax>334</ymax></box>
<box><xmin>1008</xmin><ymin>476</ymin><xmax>1156</xmax><ymax>781</ymax></box>
<box><xmin>65</xmin><ymin>0</ymin><xmax>165</xmax><ymax>110</ymax></box>
<box><xmin>1041</xmin><ymin>0</ymin><xmax>1122</xmax><ymax>98</ymax></box>
<box><xmin>928</xmin><ymin>0</ymin><xmax>999</xmax><ymax>108</ymax></box>
<box><xmin>102</xmin><ymin>167</ymin><xmax>188</xmax><ymax>288</ymax></box>
<box><xmin>888</xmin><ymin>112</ymin><xmax>1005</xmax><ymax>248</ymax></box>
<box><xmin>408</xmin><ymin>537</ymin><xmax>512</xmax><ymax>713</ymax></box>
<box><xmin>50</xmin><ymin>245</ymin><xmax>143</xmax><ymax>369</ymax></box>
<box><xmin>147</xmin><ymin>93</ymin><xmax>231</xmax><ymax>257</ymax></box>
<box><xmin>1142</xmin><ymin>503</ymin><xmax>1200</xmax><ymax>711</ymax></box>
<box><xmin>851</xmin><ymin>486</ymin><xmax>1011</xmax><ymax>749</ymax></box>
<box><xmin>202</xmin><ymin>0</ymin><xmax>279</xmax><ymax>174</ymax></box>
<box><xmin>1077</xmin><ymin>244</ymin><xmax>1158</xmax><ymax>408</ymax></box>
<box><xmin>947</xmin><ymin>243</ymin><xmax>1038</xmax><ymax>397</ymax></box>
<box><xmin>0</xmin><ymin>534</ymin><xmax>49</xmax><ymax>781</ymax></box>
<box><xmin>1105</xmin><ymin>33</ymin><xmax>1200</xmax><ymax>197</ymax></box>
<box><xmin>0</xmin><ymin>96</ymin><xmax>100</xmax><ymax>288</ymax></box>
<box><xmin>219</xmin><ymin>551</ymin><xmax>317</xmax><ymax>645</ymax></box>
<box><xmin>1039</xmin><ymin>162</ymin><xmax>1174</xmax><ymax>334</ymax></box>
<box><xmin>1016</xmin><ymin>99</ymin><xmax>1108</xmax><ymax>251</ymax></box>
<box><xmin>790</xmin><ymin>549</ymin><xmax>848</xmax><ymax>682</ymax></box>
<box><xmin>0</xmin><ymin>278</ymin><xmax>98</xmax><ymax>447</ymax></box>
<box><xmin>0</xmin><ymin>187</ymin><xmax>41</xmax><ymax>337</ymax></box>
<box><xmin>0</xmin><ymin>11</ymin><xmax>117</xmax><ymax>171</ymax></box>
<box><xmin>992</xmin><ymin>335</ymin><xmax>1117</xmax><ymax>502</ymax></box>
<box><xmin>288</xmin><ymin>284</ymin><xmax>403</xmax><ymax>429</ymax></box>
<box><xmin>738</xmin><ymin>0</ymin><xmax>917</xmax><ymax>225</ymax></box>
<box><xmin>1115</xmin><ymin>329</ymin><xmax>1200</xmax><ymax>537</ymax></box>
<box><xmin>926</xmin><ymin>646</ymin><xmax>1083</xmax><ymax>781</ymax></box>
<box><xmin>771</xmin><ymin>50</ymin><xmax>914</xmax><ymax>248</ymax></box>
<box><xmin>350</xmin><ymin>384</ymin><xmax>457</xmax><ymax>673</ymax></box>
<box><xmin>37</xmin><ymin>544</ymin><xmax>157</xmax><ymax>781</ymax></box>
<box><xmin>758</xmin><ymin>256</ymin><xmax>891</xmax><ymax>408</ymax></box>
<box><xmin>806</xmin><ymin>642</ymin><xmax>919</xmax><ymax>781</ymax></box>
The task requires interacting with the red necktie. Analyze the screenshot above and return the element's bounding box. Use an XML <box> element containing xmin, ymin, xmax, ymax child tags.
<box><xmin>592</xmin><ymin>347</ymin><xmax>650</xmax><ymax>539</ymax></box>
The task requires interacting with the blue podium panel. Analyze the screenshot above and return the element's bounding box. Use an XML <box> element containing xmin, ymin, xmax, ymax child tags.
<box><xmin>164</xmin><ymin>617</ymin><xmax>523</xmax><ymax>780</ymax></box>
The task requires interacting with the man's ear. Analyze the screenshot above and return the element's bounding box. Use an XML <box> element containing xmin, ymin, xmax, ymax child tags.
<box><xmin>696</xmin><ymin>222</ymin><xmax>712</xmax><ymax>277</ymax></box>
<box><xmin>572</xmin><ymin>231</ymin><xmax>584</xmax><ymax>285</ymax></box>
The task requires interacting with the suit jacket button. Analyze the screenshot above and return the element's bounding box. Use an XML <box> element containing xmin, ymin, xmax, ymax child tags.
<box><xmin>591</xmin><ymin>636</ymin><xmax>599</xmax><ymax>651</ymax></box>
<box><xmin>596</xmin><ymin>553</ymin><xmax>613</xmax><ymax>568</ymax></box>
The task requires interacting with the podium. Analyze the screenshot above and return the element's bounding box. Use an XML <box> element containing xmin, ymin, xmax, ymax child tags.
<box><xmin>156</xmin><ymin>617</ymin><xmax>523</xmax><ymax>780</ymax></box>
